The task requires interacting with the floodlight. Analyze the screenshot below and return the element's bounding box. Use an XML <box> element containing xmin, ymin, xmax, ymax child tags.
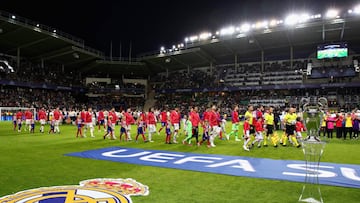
<box><xmin>298</xmin><ymin>13</ymin><xmax>310</xmax><ymax>23</ymax></box>
<box><xmin>53</xmin><ymin>29</ymin><xmax>57</xmax><ymax>33</ymax></box>
<box><xmin>199</xmin><ymin>32</ymin><xmax>211</xmax><ymax>40</ymax></box>
<box><xmin>172</xmin><ymin>45</ymin><xmax>176</xmax><ymax>49</ymax></box>
<box><xmin>189</xmin><ymin>35</ymin><xmax>198</xmax><ymax>42</ymax></box>
<box><xmin>269</xmin><ymin>19</ymin><xmax>277</xmax><ymax>27</ymax></box>
<box><xmin>326</xmin><ymin>9</ymin><xmax>339</xmax><ymax>18</ymax></box>
<box><xmin>240</xmin><ymin>23</ymin><xmax>251</xmax><ymax>32</ymax></box>
<box><xmin>285</xmin><ymin>14</ymin><xmax>299</xmax><ymax>25</ymax></box>
<box><xmin>220</xmin><ymin>26</ymin><xmax>235</xmax><ymax>36</ymax></box>
<box><xmin>348</xmin><ymin>9</ymin><xmax>353</xmax><ymax>14</ymax></box>
<box><xmin>185</xmin><ymin>37</ymin><xmax>189</xmax><ymax>43</ymax></box>
<box><xmin>11</xmin><ymin>15</ymin><xmax>16</xmax><ymax>19</ymax></box>
<box><xmin>160</xmin><ymin>46</ymin><xmax>165</xmax><ymax>51</ymax></box>
<box><xmin>36</xmin><ymin>24</ymin><xmax>40</xmax><ymax>27</ymax></box>
<box><xmin>257</xmin><ymin>21</ymin><xmax>268</xmax><ymax>29</ymax></box>
<box><xmin>180</xmin><ymin>43</ymin><xmax>184</xmax><ymax>48</ymax></box>
<box><xmin>354</xmin><ymin>5</ymin><xmax>360</xmax><ymax>14</ymax></box>
<box><xmin>215</xmin><ymin>31</ymin><xmax>220</xmax><ymax>35</ymax></box>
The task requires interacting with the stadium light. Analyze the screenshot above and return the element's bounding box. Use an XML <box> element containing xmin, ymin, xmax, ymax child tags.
<box><xmin>220</xmin><ymin>26</ymin><xmax>235</xmax><ymax>36</ymax></box>
<box><xmin>199</xmin><ymin>32</ymin><xmax>212</xmax><ymax>40</ymax></box>
<box><xmin>255</xmin><ymin>21</ymin><xmax>268</xmax><ymax>29</ymax></box>
<box><xmin>354</xmin><ymin>5</ymin><xmax>360</xmax><ymax>14</ymax></box>
<box><xmin>285</xmin><ymin>14</ymin><xmax>299</xmax><ymax>25</ymax></box>
<box><xmin>189</xmin><ymin>35</ymin><xmax>198</xmax><ymax>42</ymax></box>
<box><xmin>240</xmin><ymin>23</ymin><xmax>251</xmax><ymax>32</ymax></box>
<box><xmin>298</xmin><ymin>13</ymin><xmax>310</xmax><ymax>23</ymax></box>
<box><xmin>326</xmin><ymin>9</ymin><xmax>339</xmax><ymax>18</ymax></box>
<box><xmin>159</xmin><ymin>46</ymin><xmax>166</xmax><ymax>54</ymax></box>
<box><xmin>269</xmin><ymin>19</ymin><xmax>277</xmax><ymax>27</ymax></box>
<box><xmin>0</xmin><ymin>60</ymin><xmax>15</xmax><ymax>73</ymax></box>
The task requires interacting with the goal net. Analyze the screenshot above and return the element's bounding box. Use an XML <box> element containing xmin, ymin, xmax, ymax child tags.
<box><xmin>0</xmin><ymin>107</ymin><xmax>37</xmax><ymax>121</ymax></box>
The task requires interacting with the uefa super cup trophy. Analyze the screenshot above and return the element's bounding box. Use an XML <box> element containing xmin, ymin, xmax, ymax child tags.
<box><xmin>298</xmin><ymin>97</ymin><xmax>327</xmax><ymax>203</ymax></box>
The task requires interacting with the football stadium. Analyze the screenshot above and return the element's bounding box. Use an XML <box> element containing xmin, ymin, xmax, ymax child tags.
<box><xmin>0</xmin><ymin>2</ymin><xmax>360</xmax><ymax>203</ymax></box>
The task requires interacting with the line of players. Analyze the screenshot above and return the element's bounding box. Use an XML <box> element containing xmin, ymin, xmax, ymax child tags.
<box><xmin>93</xmin><ymin>104</ymin><xmax>305</xmax><ymax>151</ymax></box>
<box><xmin>12</xmin><ymin>105</ymin><xmax>306</xmax><ymax>151</ymax></box>
<box><xmin>13</xmin><ymin>107</ymin><xmax>62</xmax><ymax>134</ymax></box>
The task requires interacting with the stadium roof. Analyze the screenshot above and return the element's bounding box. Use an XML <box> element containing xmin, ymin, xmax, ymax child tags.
<box><xmin>140</xmin><ymin>16</ymin><xmax>360</xmax><ymax>71</ymax></box>
<box><xmin>0</xmin><ymin>10</ymin><xmax>150</xmax><ymax>76</ymax></box>
<box><xmin>1</xmin><ymin>9</ymin><xmax>360</xmax><ymax>76</ymax></box>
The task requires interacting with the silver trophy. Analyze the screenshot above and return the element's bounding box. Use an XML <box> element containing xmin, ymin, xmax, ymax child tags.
<box><xmin>298</xmin><ymin>97</ymin><xmax>327</xmax><ymax>203</ymax></box>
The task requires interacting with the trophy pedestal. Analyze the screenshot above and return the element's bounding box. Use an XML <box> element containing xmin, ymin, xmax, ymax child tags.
<box><xmin>299</xmin><ymin>137</ymin><xmax>326</xmax><ymax>203</ymax></box>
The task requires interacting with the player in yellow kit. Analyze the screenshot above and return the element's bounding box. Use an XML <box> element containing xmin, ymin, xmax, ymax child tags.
<box><xmin>282</xmin><ymin>107</ymin><xmax>301</xmax><ymax>148</ymax></box>
<box><xmin>264</xmin><ymin>107</ymin><xmax>279</xmax><ymax>147</ymax></box>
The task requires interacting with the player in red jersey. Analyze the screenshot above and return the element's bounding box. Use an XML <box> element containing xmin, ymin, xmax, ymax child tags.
<box><xmin>250</xmin><ymin>117</ymin><xmax>264</xmax><ymax>148</ymax></box>
<box><xmin>295</xmin><ymin>117</ymin><xmax>305</xmax><ymax>141</ymax></box>
<box><xmin>243</xmin><ymin>116</ymin><xmax>251</xmax><ymax>151</ymax></box>
<box><xmin>38</xmin><ymin>108</ymin><xmax>47</xmax><ymax>133</ymax></box>
<box><xmin>170</xmin><ymin>107</ymin><xmax>181</xmax><ymax>143</ymax></box>
<box><xmin>147</xmin><ymin>108</ymin><xmax>157</xmax><ymax>142</ymax></box>
<box><xmin>24</xmin><ymin>109</ymin><xmax>33</xmax><ymax>132</ymax></box>
<box><xmin>53</xmin><ymin>107</ymin><xmax>61</xmax><ymax>134</ymax></box>
<box><xmin>124</xmin><ymin>108</ymin><xmax>135</xmax><ymax>141</ymax></box>
<box><xmin>216</xmin><ymin>109</ymin><xmax>224</xmax><ymax>140</ymax></box>
<box><xmin>97</xmin><ymin>109</ymin><xmax>105</xmax><ymax>131</ymax></box>
<box><xmin>16</xmin><ymin>110</ymin><xmax>23</xmax><ymax>132</ymax></box>
<box><xmin>108</xmin><ymin>108</ymin><xmax>118</xmax><ymax>139</ymax></box>
<box><xmin>135</xmin><ymin>115</ymin><xmax>147</xmax><ymax>142</ymax></box>
<box><xmin>80</xmin><ymin>108</ymin><xmax>86</xmax><ymax>131</ymax></box>
<box><xmin>199</xmin><ymin>107</ymin><xmax>211</xmax><ymax>146</ymax></box>
<box><xmin>158</xmin><ymin>108</ymin><xmax>168</xmax><ymax>134</ymax></box>
<box><xmin>84</xmin><ymin>108</ymin><xmax>94</xmax><ymax>138</ymax></box>
<box><xmin>208</xmin><ymin>105</ymin><xmax>221</xmax><ymax>147</ymax></box>
<box><xmin>189</xmin><ymin>106</ymin><xmax>201</xmax><ymax>146</ymax></box>
<box><xmin>103</xmin><ymin>116</ymin><xmax>114</xmax><ymax>139</ymax></box>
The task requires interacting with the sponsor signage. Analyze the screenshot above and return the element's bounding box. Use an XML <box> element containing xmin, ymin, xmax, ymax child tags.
<box><xmin>67</xmin><ymin>147</ymin><xmax>360</xmax><ymax>189</ymax></box>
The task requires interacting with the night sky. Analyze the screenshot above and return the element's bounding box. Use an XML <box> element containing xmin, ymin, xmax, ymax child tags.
<box><xmin>1</xmin><ymin>0</ymin><xmax>357</xmax><ymax>56</ymax></box>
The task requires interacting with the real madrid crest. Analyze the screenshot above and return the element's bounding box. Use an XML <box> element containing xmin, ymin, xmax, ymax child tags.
<box><xmin>0</xmin><ymin>178</ymin><xmax>149</xmax><ymax>203</ymax></box>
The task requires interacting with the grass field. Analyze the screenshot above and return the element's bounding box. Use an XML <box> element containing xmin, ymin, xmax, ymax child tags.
<box><xmin>0</xmin><ymin>121</ymin><xmax>359</xmax><ymax>203</ymax></box>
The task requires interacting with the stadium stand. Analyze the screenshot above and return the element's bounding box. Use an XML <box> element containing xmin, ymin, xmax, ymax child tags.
<box><xmin>0</xmin><ymin>8</ymin><xmax>360</xmax><ymax>116</ymax></box>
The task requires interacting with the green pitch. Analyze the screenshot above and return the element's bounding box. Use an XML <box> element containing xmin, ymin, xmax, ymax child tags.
<box><xmin>0</xmin><ymin>122</ymin><xmax>359</xmax><ymax>203</ymax></box>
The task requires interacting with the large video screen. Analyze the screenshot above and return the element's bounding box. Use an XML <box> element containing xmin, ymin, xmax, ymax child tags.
<box><xmin>317</xmin><ymin>43</ymin><xmax>348</xmax><ymax>59</ymax></box>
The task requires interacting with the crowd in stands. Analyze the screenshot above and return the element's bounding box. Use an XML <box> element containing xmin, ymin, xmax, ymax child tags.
<box><xmin>151</xmin><ymin>69</ymin><xmax>218</xmax><ymax>89</ymax></box>
<box><xmin>0</xmin><ymin>58</ymin><xmax>83</xmax><ymax>87</ymax></box>
<box><xmin>0</xmin><ymin>53</ymin><xmax>359</xmax><ymax>119</ymax></box>
<box><xmin>0</xmin><ymin>86</ymin><xmax>145</xmax><ymax>113</ymax></box>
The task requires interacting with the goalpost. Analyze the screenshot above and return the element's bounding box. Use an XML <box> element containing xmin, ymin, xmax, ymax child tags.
<box><xmin>0</xmin><ymin>107</ymin><xmax>37</xmax><ymax>121</ymax></box>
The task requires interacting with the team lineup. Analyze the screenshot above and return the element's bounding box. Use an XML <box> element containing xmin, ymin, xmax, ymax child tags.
<box><xmin>10</xmin><ymin>104</ymin><xmax>309</xmax><ymax>151</ymax></box>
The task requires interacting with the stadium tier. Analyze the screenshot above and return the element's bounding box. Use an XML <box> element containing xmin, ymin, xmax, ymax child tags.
<box><xmin>0</xmin><ymin>7</ymin><xmax>360</xmax><ymax>113</ymax></box>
